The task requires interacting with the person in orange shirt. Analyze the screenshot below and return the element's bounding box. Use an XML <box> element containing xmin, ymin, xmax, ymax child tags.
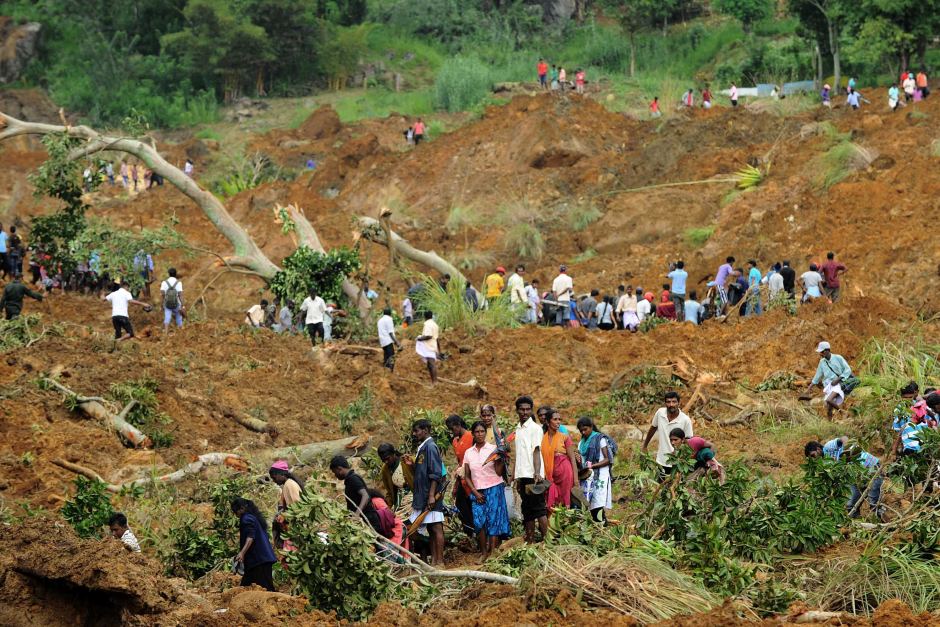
<box><xmin>447</xmin><ymin>414</ymin><xmax>476</xmax><ymax>537</ymax></box>
<box><xmin>916</xmin><ymin>70</ymin><xmax>929</xmax><ymax>98</ymax></box>
<box><xmin>649</xmin><ymin>96</ymin><xmax>661</xmax><ymax>118</ymax></box>
<box><xmin>537</xmin><ymin>58</ymin><xmax>548</xmax><ymax>89</ymax></box>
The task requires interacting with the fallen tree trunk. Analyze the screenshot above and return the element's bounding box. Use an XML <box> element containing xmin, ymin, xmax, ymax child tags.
<box><xmin>53</xmin><ymin>453</ymin><xmax>248</xmax><ymax>493</ymax></box>
<box><xmin>358</xmin><ymin>216</ymin><xmax>466</xmax><ymax>286</ymax></box>
<box><xmin>271</xmin><ymin>435</ymin><xmax>370</xmax><ymax>463</ymax></box>
<box><xmin>42</xmin><ymin>378</ymin><xmax>151</xmax><ymax>448</ymax></box>
<box><xmin>222</xmin><ymin>409</ymin><xmax>277</xmax><ymax>437</ymax></box>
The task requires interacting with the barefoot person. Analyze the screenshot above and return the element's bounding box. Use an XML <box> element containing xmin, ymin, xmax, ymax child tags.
<box><xmin>231</xmin><ymin>498</ymin><xmax>277</xmax><ymax>591</ymax></box>
<box><xmin>377</xmin><ymin>307</ymin><xmax>401</xmax><ymax>371</ymax></box>
<box><xmin>103</xmin><ymin>280</ymin><xmax>151</xmax><ymax>342</ymax></box>
<box><xmin>415</xmin><ymin>310</ymin><xmax>440</xmax><ymax>383</ymax></box>
<box><xmin>408</xmin><ymin>419</ymin><xmax>446</xmax><ymax>565</ymax></box>
<box><xmin>513</xmin><ymin>395</ymin><xmax>548</xmax><ymax>542</ymax></box>
<box><xmin>802</xmin><ymin>341</ymin><xmax>856</xmax><ymax>418</ymax></box>
<box><xmin>642</xmin><ymin>391</ymin><xmax>693</xmax><ymax>481</ymax></box>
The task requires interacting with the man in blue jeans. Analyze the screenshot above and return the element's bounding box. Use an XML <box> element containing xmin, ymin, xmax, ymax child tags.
<box><xmin>805</xmin><ymin>436</ymin><xmax>884</xmax><ymax>520</ymax></box>
<box><xmin>667</xmin><ymin>261</ymin><xmax>688</xmax><ymax>321</ymax></box>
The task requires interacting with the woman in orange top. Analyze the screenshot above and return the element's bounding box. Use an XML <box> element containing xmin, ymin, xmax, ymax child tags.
<box><xmin>447</xmin><ymin>414</ymin><xmax>475</xmax><ymax>536</ymax></box>
<box><xmin>541</xmin><ymin>409</ymin><xmax>578</xmax><ymax>510</ymax></box>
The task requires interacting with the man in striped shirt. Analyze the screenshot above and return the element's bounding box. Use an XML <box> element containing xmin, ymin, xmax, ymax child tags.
<box><xmin>805</xmin><ymin>436</ymin><xmax>884</xmax><ymax>520</ymax></box>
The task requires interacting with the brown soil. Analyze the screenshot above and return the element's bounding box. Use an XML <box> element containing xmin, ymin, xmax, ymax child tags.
<box><xmin>1</xmin><ymin>89</ymin><xmax>939</xmax><ymax>623</ymax></box>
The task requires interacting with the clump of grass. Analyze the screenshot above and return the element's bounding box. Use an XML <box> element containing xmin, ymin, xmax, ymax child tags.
<box><xmin>684</xmin><ymin>225</ymin><xmax>715</xmax><ymax>247</ymax></box>
<box><xmin>444</xmin><ymin>206</ymin><xmax>479</xmax><ymax>246</ymax></box>
<box><xmin>324</xmin><ymin>387</ymin><xmax>375</xmax><ymax>435</ymax></box>
<box><xmin>434</xmin><ymin>56</ymin><xmax>492</xmax><ymax>112</ymax></box>
<box><xmin>194</xmin><ymin>128</ymin><xmax>222</xmax><ymax>141</ymax></box>
<box><xmin>413</xmin><ymin>274</ymin><xmax>519</xmax><ymax>335</ymax></box>
<box><xmin>572</xmin><ymin>248</ymin><xmax>597</xmax><ymax>263</ymax></box>
<box><xmin>503</xmin><ymin>223</ymin><xmax>545</xmax><ymax>261</ymax></box>
<box><xmin>814</xmin><ymin>141</ymin><xmax>877</xmax><ymax>190</ymax></box>
<box><xmin>449</xmin><ymin>250</ymin><xmax>494</xmax><ymax>271</ymax></box>
<box><xmin>800</xmin><ymin>549</ymin><xmax>940</xmax><ymax>615</ymax></box>
<box><xmin>0</xmin><ymin>314</ymin><xmax>62</xmax><ymax>353</ymax></box>
<box><xmin>567</xmin><ymin>202</ymin><xmax>602</xmax><ymax>231</ymax></box>
<box><xmin>930</xmin><ymin>139</ymin><xmax>940</xmax><ymax>157</ymax></box>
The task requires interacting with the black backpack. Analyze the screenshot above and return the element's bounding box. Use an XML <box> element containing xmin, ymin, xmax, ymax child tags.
<box><xmin>163</xmin><ymin>278</ymin><xmax>180</xmax><ymax>310</ymax></box>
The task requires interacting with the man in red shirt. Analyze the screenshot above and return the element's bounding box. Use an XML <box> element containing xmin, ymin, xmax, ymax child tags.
<box><xmin>820</xmin><ymin>251</ymin><xmax>847</xmax><ymax>302</ymax></box>
<box><xmin>537</xmin><ymin>58</ymin><xmax>548</xmax><ymax>89</ymax></box>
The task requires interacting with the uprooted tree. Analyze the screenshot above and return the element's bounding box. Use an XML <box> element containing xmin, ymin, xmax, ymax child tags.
<box><xmin>0</xmin><ymin>111</ymin><xmax>467</xmax><ymax>315</ymax></box>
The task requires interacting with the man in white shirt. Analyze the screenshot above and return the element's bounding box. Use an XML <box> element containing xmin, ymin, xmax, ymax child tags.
<box><xmin>512</xmin><ymin>395</ymin><xmax>548</xmax><ymax>542</ymax></box>
<box><xmin>636</xmin><ymin>289</ymin><xmax>652</xmax><ymax>322</ymax></box>
<box><xmin>377</xmin><ymin>307</ymin><xmax>401</xmax><ymax>371</ymax></box>
<box><xmin>642</xmin><ymin>391</ymin><xmax>694</xmax><ymax>480</ymax></box>
<box><xmin>245</xmin><ymin>298</ymin><xmax>267</xmax><ymax>327</ymax></box>
<box><xmin>299</xmin><ymin>288</ymin><xmax>327</xmax><ymax>346</ymax></box>
<box><xmin>525</xmin><ymin>279</ymin><xmax>541</xmax><ymax>324</ymax></box>
<box><xmin>102</xmin><ymin>280</ymin><xmax>150</xmax><ymax>342</ymax></box>
<box><xmin>551</xmin><ymin>265</ymin><xmax>573</xmax><ymax>327</ymax></box>
<box><xmin>768</xmin><ymin>263</ymin><xmax>785</xmax><ymax>300</ymax></box>
<box><xmin>160</xmin><ymin>267</ymin><xmax>184</xmax><ymax>333</ymax></box>
<box><xmin>507</xmin><ymin>264</ymin><xmax>527</xmax><ymax>307</ymax></box>
<box><xmin>414</xmin><ymin>310</ymin><xmax>440</xmax><ymax>383</ymax></box>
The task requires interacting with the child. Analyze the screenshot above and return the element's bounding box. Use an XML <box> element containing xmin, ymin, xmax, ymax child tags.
<box><xmin>108</xmin><ymin>512</ymin><xmax>141</xmax><ymax>552</ymax></box>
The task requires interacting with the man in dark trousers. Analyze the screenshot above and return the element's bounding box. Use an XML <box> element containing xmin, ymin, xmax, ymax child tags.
<box><xmin>0</xmin><ymin>273</ymin><xmax>43</xmax><ymax>320</ymax></box>
<box><xmin>779</xmin><ymin>260</ymin><xmax>797</xmax><ymax>299</ymax></box>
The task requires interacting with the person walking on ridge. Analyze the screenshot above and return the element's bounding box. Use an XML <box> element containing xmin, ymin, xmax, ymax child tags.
<box><xmin>820</xmin><ymin>252</ymin><xmax>847</xmax><ymax>302</ymax></box>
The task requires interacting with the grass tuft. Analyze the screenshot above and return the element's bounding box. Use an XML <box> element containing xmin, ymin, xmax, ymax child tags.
<box><xmin>814</xmin><ymin>141</ymin><xmax>877</xmax><ymax>190</ymax></box>
<box><xmin>502</xmin><ymin>222</ymin><xmax>545</xmax><ymax>261</ymax></box>
<box><xmin>684</xmin><ymin>225</ymin><xmax>715</xmax><ymax>247</ymax></box>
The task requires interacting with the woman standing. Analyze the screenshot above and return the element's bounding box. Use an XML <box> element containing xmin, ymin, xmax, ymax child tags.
<box><xmin>231</xmin><ymin>498</ymin><xmax>277</xmax><ymax>591</ymax></box>
<box><xmin>269</xmin><ymin>460</ymin><xmax>303</xmax><ymax>553</ymax></box>
<box><xmin>479</xmin><ymin>404</ymin><xmax>506</xmax><ymax>446</ymax></box>
<box><xmin>576</xmin><ymin>417</ymin><xmax>613</xmax><ymax>523</ymax></box>
<box><xmin>447</xmin><ymin>414</ymin><xmax>476</xmax><ymax>537</ymax></box>
<box><xmin>464</xmin><ymin>421</ymin><xmax>510</xmax><ymax>560</ymax></box>
<box><xmin>597</xmin><ymin>295</ymin><xmax>615</xmax><ymax>330</ymax></box>
<box><xmin>541</xmin><ymin>409</ymin><xmax>577</xmax><ymax>510</ymax></box>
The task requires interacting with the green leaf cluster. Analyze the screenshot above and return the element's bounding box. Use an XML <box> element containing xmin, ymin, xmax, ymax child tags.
<box><xmin>108</xmin><ymin>378</ymin><xmax>175</xmax><ymax>448</ymax></box>
<box><xmin>270</xmin><ymin>246</ymin><xmax>362</xmax><ymax>310</ymax></box>
<box><xmin>61</xmin><ymin>476</ymin><xmax>114</xmax><ymax>539</ymax></box>
<box><xmin>324</xmin><ymin>387</ymin><xmax>375</xmax><ymax>435</ymax></box>
<box><xmin>283</xmin><ymin>491</ymin><xmax>393</xmax><ymax>620</ymax></box>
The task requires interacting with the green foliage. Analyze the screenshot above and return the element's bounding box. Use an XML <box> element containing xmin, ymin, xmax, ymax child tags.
<box><xmin>0</xmin><ymin>315</ymin><xmax>62</xmax><ymax>354</ymax></box>
<box><xmin>411</xmin><ymin>274</ymin><xmax>520</xmax><ymax>335</ymax></box>
<box><xmin>571</xmin><ymin>248</ymin><xmax>597</xmax><ymax>263</ymax></box>
<box><xmin>766</xmin><ymin>291</ymin><xmax>797</xmax><ymax>315</ymax></box>
<box><xmin>684</xmin><ymin>225</ymin><xmax>715</xmax><ymax>247</ymax></box>
<box><xmin>284</xmin><ymin>491</ymin><xmax>393</xmax><ymax>620</ymax></box>
<box><xmin>639</xmin><ymin>314</ymin><xmax>669</xmax><ymax>333</ymax></box>
<box><xmin>713</xmin><ymin>0</ymin><xmax>773</xmax><ymax>32</ymax></box>
<box><xmin>567</xmin><ymin>202</ymin><xmax>602</xmax><ymax>231</ymax></box>
<box><xmin>317</xmin><ymin>23</ymin><xmax>373</xmax><ymax>89</ymax></box>
<box><xmin>595</xmin><ymin>367</ymin><xmax>681</xmax><ymax>422</ymax></box>
<box><xmin>502</xmin><ymin>223</ymin><xmax>545</xmax><ymax>261</ymax></box>
<box><xmin>270</xmin><ymin>246</ymin><xmax>362</xmax><ymax>309</ymax></box>
<box><xmin>397</xmin><ymin>407</ymin><xmax>451</xmax><ymax>454</ymax></box>
<box><xmin>755</xmin><ymin>371</ymin><xmax>797</xmax><ymax>392</ymax></box>
<box><xmin>210</xmin><ymin>152</ymin><xmax>291</xmax><ymax>198</ymax></box>
<box><xmin>324</xmin><ymin>387</ymin><xmax>375</xmax><ymax>435</ymax></box>
<box><xmin>207</xmin><ymin>474</ymin><xmax>253</xmax><ymax>550</ymax></box>
<box><xmin>162</xmin><ymin>514</ymin><xmax>229</xmax><ymax>579</ymax></box>
<box><xmin>61</xmin><ymin>476</ymin><xmax>114</xmax><ymax>539</ymax></box>
<box><xmin>814</xmin><ymin>141</ymin><xmax>876</xmax><ymax>190</ymax></box>
<box><xmin>108</xmin><ymin>378</ymin><xmax>175</xmax><ymax>448</ymax></box>
<box><xmin>434</xmin><ymin>56</ymin><xmax>492</xmax><ymax>112</ymax></box>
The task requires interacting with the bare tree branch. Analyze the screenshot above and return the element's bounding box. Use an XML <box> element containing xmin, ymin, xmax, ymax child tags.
<box><xmin>358</xmin><ymin>216</ymin><xmax>466</xmax><ymax>286</ymax></box>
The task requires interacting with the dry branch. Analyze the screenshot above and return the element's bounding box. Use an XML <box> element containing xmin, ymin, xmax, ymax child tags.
<box><xmin>53</xmin><ymin>453</ymin><xmax>248</xmax><ymax>493</ymax></box>
<box><xmin>42</xmin><ymin>378</ymin><xmax>151</xmax><ymax>448</ymax></box>
<box><xmin>222</xmin><ymin>409</ymin><xmax>277</xmax><ymax>437</ymax></box>
<box><xmin>719</xmin><ymin>409</ymin><xmax>765</xmax><ymax>427</ymax></box>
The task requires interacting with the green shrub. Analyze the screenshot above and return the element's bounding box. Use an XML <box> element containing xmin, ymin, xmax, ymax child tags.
<box><xmin>595</xmin><ymin>367</ymin><xmax>681</xmax><ymax>421</ymax></box>
<box><xmin>814</xmin><ymin>141</ymin><xmax>876</xmax><ymax>190</ymax></box>
<box><xmin>412</xmin><ymin>274</ymin><xmax>520</xmax><ymax>335</ymax></box>
<box><xmin>108</xmin><ymin>378</ymin><xmax>175</xmax><ymax>448</ymax></box>
<box><xmin>434</xmin><ymin>56</ymin><xmax>492</xmax><ymax>112</ymax></box>
<box><xmin>572</xmin><ymin>248</ymin><xmax>597</xmax><ymax>263</ymax></box>
<box><xmin>62</xmin><ymin>476</ymin><xmax>114</xmax><ymax>539</ymax></box>
<box><xmin>284</xmin><ymin>491</ymin><xmax>393</xmax><ymax>620</ymax></box>
<box><xmin>567</xmin><ymin>203</ymin><xmax>602</xmax><ymax>231</ymax></box>
<box><xmin>684</xmin><ymin>225</ymin><xmax>715</xmax><ymax>247</ymax></box>
<box><xmin>502</xmin><ymin>223</ymin><xmax>545</xmax><ymax>260</ymax></box>
<box><xmin>162</xmin><ymin>514</ymin><xmax>228</xmax><ymax>579</ymax></box>
<box><xmin>270</xmin><ymin>246</ymin><xmax>362</xmax><ymax>311</ymax></box>
<box><xmin>324</xmin><ymin>387</ymin><xmax>375</xmax><ymax>435</ymax></box>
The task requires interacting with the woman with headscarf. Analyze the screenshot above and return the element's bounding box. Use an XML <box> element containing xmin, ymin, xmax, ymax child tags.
<box><xmin>464</xmin><ymin>421</ymin><xmax>510</xmax><ymax>560</ymax></box>
<box><xmin>541</xmin><ymin>409</ymin><xmax>578</xmax><ymax>510</ymax></box>
<box><xmin>576</xmin><ymin>417</ymin><xmax>613</xmax><ymax>523</ymax></box>
<box><xmin>269</xmin><ymin>460</ymin><xmax>303</xmax><ymax>554</ymax></box>
<box><xmin>231</xmin><ymin>497</ymin><xmax>277</xmax><ymax>591</ymax></box>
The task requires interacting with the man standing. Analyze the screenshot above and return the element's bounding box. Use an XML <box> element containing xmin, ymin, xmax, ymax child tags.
<box><xmin>642</xmin><ymin>391</ymin><xmax>693</xmax><ymax>481</ymax></box>
<box><xmin>160</xmin><ymin>268</ymin><xmax>184</xmax><ymax>334</ymax></box>
<box><xmin>464</xmin><ymin>281</ymin><xmax>480</xmax><ymax>312</ymax></box>
<box><xmin>299</xmin><ymin>288</ymin><xmax>327</xmax><ymax>348</ymax></box>
<box><xmin>730</xmin><ymin>82</ymin><xmax>739</xmax><ymax>107</ymax></box>
<box><xmin>820</xmin><ymin>251</ymin><xmax>847</xmax><ymax>302</ymax></box>
<box><xmin>0</xmin><ymin>273</ymin><xmax>43</xmax><ymax>320</ymax></box>
<box><xmin>746</xmin><ymin>259</ymin><xmax>762</xmax><ymax>316</ymax></box>
<box><xmin>484</xmin><ymin>266</ymin><xmax>506</xmax><ymax>307</ymax></box>
<box><xmin>134</xmin><ymin>251</ymin><xmax>154</xmax><ymax>299</ymax></box>
<box><xmin>103</xmin><ymin>280</ymin><xmax>151</xmax><ymax>342</ymax></box>
<box><xmin>684</xmin><ymin>291</ymin><xmax>703</xmax><ymax>325</ymax></box>
<box><xmin>768</xmin><ymin>263</ymin><xmax>784</xmax><ymax>300</ymax></box>
<box><xmin>377</xmin><ymin>307</ymin><xmax>400</xmax><ymax>371</ymax></box>
<box><xmin>802</xmin><ymin>341</ymin><xmax>854</xmax><ymax>418</ymax></box>
<box><xmin>507</xmin><ymin>265</ymin><xmax>526</xmax><ymax>311</ymax></box>
<box><xmin>537</xmin><ymin>58</ymin><xmax>548</xmax><ymax>89</ymax></box>
<box><xmin>409</xmin><ymin>419</ymin><xmax>445</xmax><ymax>564</ymax></box>
<box><xmin>551</xmin><ymin>265</ymin><xmax>573</xmax><ymax>327</ymax></box>
<box><xmin>0</xmin><ymin>222</ymin><xmax>7</xmax><ymax>279</ymax></box>
<box><xmin>667</xmin><ymin>261</ymin><xmax>688</xmax><ymax>321</ymax></box>
<box><xmin>415</xmin><ymin>310</ymin><xmax>440</xmax><ymax>384</ymax></box>
<box><xmin>579</xmin><ymin>290</ymin><xmax>599</xmax><ymax>329</ymax></box>
<box><xmin>525</xmin><ymin>279</ymin><xmax>540</xmax><ymax>324</ymax></box>
<box><xmin>779</xmin><ymin>260</ymin><xmax>796</xmax><ymax>299</ymax></box>
<box><xmin>513</xmin><ymin>395</ymin><xmax>548</xmax><ymax>542</ymax></box>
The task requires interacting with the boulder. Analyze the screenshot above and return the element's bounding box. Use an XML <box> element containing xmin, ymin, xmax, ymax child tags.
<box><xmin>0</xmin><ymin>17</ymin><xmax>41</xmax><ymax>84</ymax></box>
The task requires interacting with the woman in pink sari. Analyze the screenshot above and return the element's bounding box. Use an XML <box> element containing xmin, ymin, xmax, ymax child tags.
<box><xmin>541</xmin><ymin>409</ymin><xmax>578</xmax><ymax>510</ymax></box>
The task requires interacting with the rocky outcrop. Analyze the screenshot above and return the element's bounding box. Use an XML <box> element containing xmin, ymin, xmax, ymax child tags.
<box><xmin>0</xmin><ymin>17</ymin><xmax>41</xmax><ymax>84</ymax></box>
<box><xmin>527</xmin><ymin>0</ymin><xmax>576</xmax><ymax>23</ymax></box>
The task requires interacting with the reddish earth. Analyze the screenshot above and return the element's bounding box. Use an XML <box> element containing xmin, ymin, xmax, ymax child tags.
<box><xmin>0</xmin><ymin>89</ymin><xmax>938</xmax><ymax>623</ymax></box>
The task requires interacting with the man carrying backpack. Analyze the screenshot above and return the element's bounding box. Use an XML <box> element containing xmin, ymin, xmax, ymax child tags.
<box><xmin>160</xmin><ymin>268</ymin><xmax>184</xmax><ymax>333</ymax></box>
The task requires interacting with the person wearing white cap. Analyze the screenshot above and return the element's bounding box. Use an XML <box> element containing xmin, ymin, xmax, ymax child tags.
<box><xmin>802</xmin><ymin>341</ymin><xmax>855</xmax><ymax>418</ymax></box>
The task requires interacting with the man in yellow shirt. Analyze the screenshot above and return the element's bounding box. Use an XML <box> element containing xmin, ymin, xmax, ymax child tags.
<box><xmin>484</xmin><ymin>266</ymin><xmax>506</xmax><ymax>306</ymax></box>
